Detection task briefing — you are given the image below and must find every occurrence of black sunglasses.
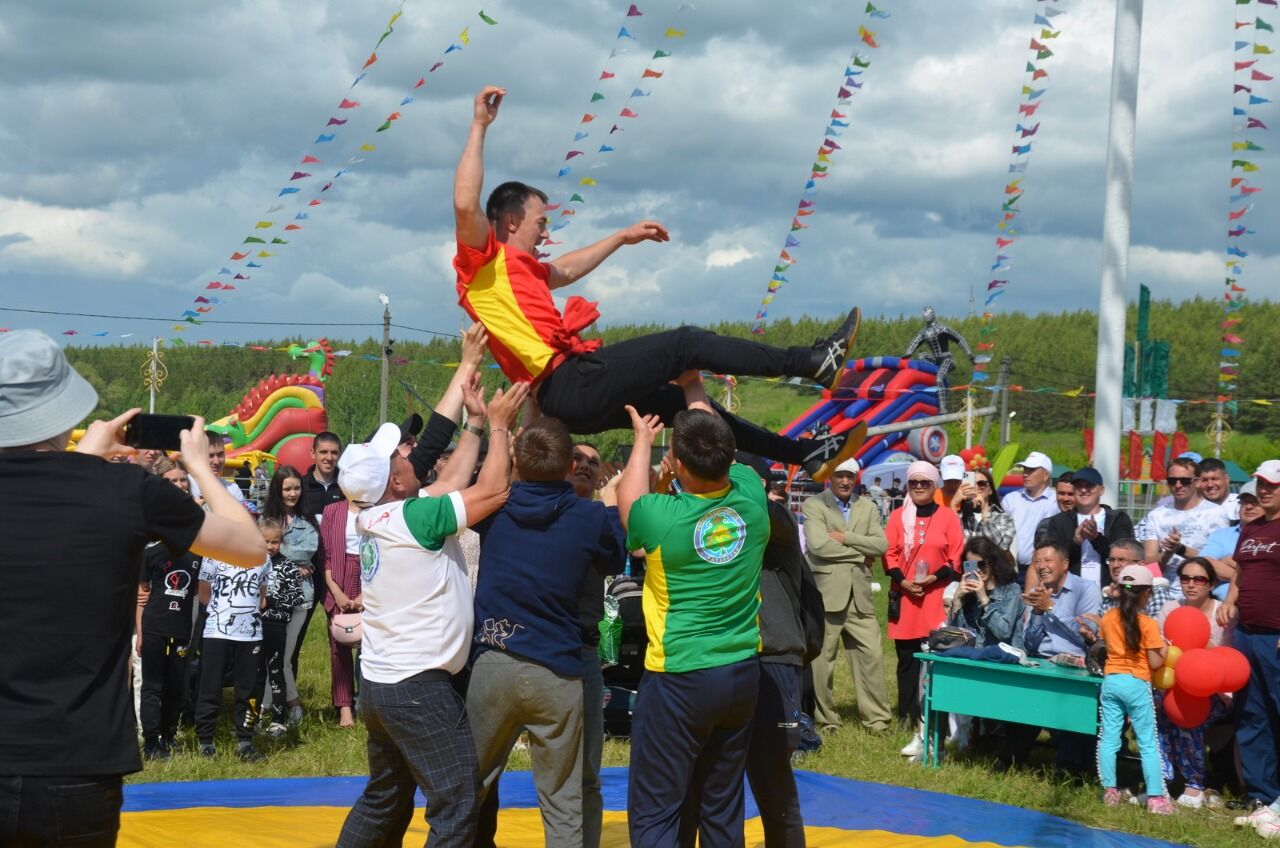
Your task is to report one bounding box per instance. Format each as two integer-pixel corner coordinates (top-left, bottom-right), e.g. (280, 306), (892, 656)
(975, 479), (991, 489)
(907, 479), (934, 489)
(1167, 477), (1195, 487)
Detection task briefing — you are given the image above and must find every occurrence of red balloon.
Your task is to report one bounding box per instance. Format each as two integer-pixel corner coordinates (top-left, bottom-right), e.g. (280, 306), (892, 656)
(1163, 605), (1211, 651)
(1217, 646), (1252, 693)
(1163, 687), (1211, 729)
(1174, 648), (1224, 698)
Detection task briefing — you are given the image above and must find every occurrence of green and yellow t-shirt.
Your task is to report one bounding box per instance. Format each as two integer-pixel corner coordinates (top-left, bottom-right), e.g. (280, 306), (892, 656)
(626, 463), (769, 674)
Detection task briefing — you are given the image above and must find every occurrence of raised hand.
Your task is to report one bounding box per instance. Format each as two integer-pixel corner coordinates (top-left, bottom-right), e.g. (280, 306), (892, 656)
(460, 321), (489, 368)
(487, 382), (530, 431)
(624, 404), (664, 445)
(462, 373), (488, 421)
(77, 408), (141, 459)
(619, 220), (670, 246)
(474, 86), (506, 126)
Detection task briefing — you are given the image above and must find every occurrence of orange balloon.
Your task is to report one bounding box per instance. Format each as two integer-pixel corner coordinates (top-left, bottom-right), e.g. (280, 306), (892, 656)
(1165, 645), (1183, 669)
(1152, 666), (1176, 690)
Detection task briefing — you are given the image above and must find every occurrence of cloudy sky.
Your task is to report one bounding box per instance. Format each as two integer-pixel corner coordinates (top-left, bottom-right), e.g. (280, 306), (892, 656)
(0, 0), (1270, 346)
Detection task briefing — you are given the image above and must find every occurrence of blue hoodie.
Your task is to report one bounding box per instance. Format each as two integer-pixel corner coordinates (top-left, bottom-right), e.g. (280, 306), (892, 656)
(472, 481), (623, 677)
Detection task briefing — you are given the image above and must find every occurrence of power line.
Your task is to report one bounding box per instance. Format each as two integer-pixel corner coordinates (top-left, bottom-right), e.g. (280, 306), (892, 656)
(0, 306), (461, 339)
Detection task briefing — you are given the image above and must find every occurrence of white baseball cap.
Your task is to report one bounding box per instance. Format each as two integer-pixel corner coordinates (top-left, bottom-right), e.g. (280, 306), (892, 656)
(1019, 451), (1053, 473)
(832, 458), (860, 476)
(338, 422), (401, 506)
(1254, 459), (1280, 485)
(1240, 479), (1259, 499)
(939, 454), (966, 482)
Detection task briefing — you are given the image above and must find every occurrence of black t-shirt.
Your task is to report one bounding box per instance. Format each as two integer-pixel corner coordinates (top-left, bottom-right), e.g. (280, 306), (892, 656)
(0, 451), (205, 776)
(139, 544), (202, 639)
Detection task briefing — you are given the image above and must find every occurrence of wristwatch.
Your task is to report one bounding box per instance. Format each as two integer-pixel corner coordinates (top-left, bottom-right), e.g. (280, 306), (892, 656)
(464, 423), (485, 437)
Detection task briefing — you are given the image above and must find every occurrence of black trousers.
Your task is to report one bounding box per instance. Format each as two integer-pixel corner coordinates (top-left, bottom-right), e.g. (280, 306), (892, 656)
(630, 657), (760, 848)
(196, 637), (261, 743)
(290, 601), (318, 693)
(258, 619), (290, 724)
(0, 775), (123, 848)
(537, 327), (818, 465)
(139, 634), (190, 745)
(894, 639), (923, 725)
(744, 662), (806, 848)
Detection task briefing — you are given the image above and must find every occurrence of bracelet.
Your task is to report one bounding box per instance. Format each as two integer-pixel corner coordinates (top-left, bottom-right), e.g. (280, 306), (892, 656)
(464, 423), (485, 437)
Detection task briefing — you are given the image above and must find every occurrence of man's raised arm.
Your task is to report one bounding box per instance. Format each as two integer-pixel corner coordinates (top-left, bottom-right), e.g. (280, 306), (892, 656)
(454, 86), (505, 250)
(547, 220), (670, 290)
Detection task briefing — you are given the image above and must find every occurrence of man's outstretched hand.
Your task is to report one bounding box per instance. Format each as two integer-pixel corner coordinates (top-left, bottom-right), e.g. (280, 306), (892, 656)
(625, 404), (664, 446)
(474, 86), (505, 126)
(619, 221), (670, 246)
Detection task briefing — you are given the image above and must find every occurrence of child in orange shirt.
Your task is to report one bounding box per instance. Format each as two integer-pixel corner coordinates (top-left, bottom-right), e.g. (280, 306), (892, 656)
(1097, 565), (1173, 814)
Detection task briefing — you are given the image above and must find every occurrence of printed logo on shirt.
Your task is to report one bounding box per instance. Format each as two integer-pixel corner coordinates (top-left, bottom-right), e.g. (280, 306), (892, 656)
(1240, 538), (1280, 557)
(693, 507), (747, 565)
(164, 569), (191, 598)
(359, 534), (381, 584)
(477, 617), (526, 649)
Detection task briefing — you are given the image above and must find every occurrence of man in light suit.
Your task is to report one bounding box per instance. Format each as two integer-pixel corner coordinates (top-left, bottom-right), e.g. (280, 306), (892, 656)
(802, 458), (892, 733)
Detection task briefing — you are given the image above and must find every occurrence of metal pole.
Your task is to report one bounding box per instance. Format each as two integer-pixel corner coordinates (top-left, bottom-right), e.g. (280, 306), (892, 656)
(379, 303), (391, 424)
(964, 391), (974, 450)
(149, 337), (159, 413)
(1214, 400), (1224, 458)
(1091, 0), (1144, 489)
(999, 356), (1013, 446)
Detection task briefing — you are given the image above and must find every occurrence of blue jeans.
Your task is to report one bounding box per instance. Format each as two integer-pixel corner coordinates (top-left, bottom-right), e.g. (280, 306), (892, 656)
(1098, 673), (1165, 795)
(338, 670), (478, 848)
(1235, 626), (1280, 803)
(0, 775), (122, 847)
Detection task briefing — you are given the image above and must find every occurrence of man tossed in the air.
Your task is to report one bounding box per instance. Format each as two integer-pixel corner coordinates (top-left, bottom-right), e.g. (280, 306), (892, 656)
(452, 86), (862, 480)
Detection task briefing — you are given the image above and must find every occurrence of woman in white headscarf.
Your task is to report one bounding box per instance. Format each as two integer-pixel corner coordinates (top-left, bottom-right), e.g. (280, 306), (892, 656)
(885, 460), (965, 754)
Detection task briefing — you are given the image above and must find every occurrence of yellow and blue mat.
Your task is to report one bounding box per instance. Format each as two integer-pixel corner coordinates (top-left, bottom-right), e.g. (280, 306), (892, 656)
(121, 768), (1178, 847)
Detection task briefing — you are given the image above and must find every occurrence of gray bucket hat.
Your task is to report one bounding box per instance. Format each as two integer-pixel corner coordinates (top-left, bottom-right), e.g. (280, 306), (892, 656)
(0, 330), (99, 447)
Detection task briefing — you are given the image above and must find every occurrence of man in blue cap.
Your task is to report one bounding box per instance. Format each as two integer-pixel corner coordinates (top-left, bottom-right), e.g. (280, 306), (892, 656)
(1034, 467), (1134, 589)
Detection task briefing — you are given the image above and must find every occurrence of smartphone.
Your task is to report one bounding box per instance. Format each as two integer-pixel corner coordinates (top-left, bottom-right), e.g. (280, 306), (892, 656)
(124, 414), (196, 451)
(962, 560), (980, 578)
(963, 471), (977, 487)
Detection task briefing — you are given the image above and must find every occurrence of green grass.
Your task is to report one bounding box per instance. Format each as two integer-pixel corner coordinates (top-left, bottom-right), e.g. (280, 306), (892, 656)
(133, 586), (1243, 847)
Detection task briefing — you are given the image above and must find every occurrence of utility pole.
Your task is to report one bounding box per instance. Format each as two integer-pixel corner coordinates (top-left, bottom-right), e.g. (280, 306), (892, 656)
(1092, 0), (1144, 494)
(378, 294), (391, 424)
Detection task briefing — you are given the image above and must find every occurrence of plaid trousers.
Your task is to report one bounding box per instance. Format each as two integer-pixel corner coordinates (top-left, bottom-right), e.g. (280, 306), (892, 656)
(338, 670), (479, 848)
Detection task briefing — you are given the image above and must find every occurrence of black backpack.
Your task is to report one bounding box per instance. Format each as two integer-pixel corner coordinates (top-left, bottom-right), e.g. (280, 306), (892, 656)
(601, 575), (648, 690)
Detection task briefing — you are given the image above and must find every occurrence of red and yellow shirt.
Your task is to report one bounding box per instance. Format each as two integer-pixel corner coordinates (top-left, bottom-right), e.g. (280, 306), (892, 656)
(455, 229), (601, 383)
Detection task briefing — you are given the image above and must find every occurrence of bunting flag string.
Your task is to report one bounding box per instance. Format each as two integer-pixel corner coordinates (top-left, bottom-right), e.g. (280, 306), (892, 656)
(1218, 0), (1274, 413)
(750, 3), (892, 334)
(544, 3), (694, 248)
(972, 0), (1069, 383)
(169, 7), (501, 346)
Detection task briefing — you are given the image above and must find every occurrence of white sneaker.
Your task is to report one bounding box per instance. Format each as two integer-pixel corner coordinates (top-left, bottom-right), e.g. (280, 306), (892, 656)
(1175, 792), (1203, 809)
(900, 733), (924, 757)
(1260, 819), (1280, 840)
(1235, 806), (1280, 828)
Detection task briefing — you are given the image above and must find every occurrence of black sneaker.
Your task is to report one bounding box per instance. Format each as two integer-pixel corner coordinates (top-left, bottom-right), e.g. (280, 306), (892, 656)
(802, 421), (867, 483)
(142, 743), (171, 762)
(236, 741), (265, 763)
(198, 742), (216, 758)
(811, 307), (861, 389)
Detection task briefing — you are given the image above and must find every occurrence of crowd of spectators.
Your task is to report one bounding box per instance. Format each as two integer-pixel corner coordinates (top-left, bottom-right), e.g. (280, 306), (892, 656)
(3, 323), (1278, 846)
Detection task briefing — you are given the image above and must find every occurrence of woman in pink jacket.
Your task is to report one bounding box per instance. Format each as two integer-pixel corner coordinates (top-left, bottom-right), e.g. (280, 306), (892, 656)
(320, 498), (362, 728)
(885, 460), (965, 754)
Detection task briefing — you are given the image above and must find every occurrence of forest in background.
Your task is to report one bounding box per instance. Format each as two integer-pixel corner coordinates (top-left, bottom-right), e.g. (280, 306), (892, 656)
(62, 296), (1278, 468)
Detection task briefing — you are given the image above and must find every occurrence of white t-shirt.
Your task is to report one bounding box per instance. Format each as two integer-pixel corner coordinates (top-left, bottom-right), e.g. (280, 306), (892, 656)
(199, 558), (268, 642)
(345, 510), (361, 556)
(189, 476), (247, 505)
(357, 492), (472, 683)
(1077, 510), (1106, 587)
(1136, 499), (1231, 586)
